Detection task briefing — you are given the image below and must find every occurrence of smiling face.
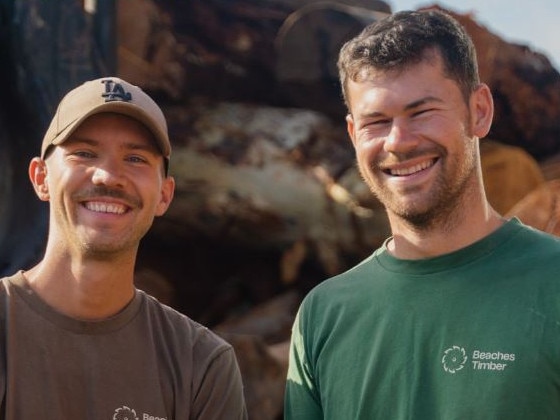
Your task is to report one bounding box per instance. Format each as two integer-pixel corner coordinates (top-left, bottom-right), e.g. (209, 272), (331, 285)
(346, 51), (492, 230)
(30, 113), (175, 260)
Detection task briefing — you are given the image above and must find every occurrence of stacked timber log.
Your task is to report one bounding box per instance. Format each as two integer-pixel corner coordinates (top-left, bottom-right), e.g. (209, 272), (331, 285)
(1, 1), (558, 418)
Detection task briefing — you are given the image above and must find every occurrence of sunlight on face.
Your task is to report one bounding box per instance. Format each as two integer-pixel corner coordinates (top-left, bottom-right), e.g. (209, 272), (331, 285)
(346, 55), (481, 230)
(42, 113), (174, 259)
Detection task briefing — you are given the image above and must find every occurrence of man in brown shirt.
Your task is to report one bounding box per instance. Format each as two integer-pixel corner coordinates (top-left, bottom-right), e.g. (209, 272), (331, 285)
(0, 77), (247, 419)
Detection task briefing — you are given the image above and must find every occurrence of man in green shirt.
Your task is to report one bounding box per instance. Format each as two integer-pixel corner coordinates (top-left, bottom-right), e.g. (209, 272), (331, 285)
(285, 10), (560, 419)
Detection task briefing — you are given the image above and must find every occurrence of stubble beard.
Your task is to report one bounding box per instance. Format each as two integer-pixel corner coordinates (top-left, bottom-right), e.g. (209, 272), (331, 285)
(63, 186), (150, 260)
(368, 146), (478, 233)
(79, 234), (142, 261)
(77, 214), (154, 262)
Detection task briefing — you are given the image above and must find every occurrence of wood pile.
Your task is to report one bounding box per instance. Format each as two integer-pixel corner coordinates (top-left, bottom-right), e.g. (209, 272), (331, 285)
(2, 1), (559, 418)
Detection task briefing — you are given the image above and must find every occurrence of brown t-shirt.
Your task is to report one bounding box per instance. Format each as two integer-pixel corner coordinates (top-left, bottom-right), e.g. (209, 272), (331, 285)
(0, 271), (247, 420)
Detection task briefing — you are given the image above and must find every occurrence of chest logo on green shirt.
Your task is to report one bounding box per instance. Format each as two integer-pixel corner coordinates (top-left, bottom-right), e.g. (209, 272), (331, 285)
(442, 345), (516, 374)
(442, 346), (467, 373)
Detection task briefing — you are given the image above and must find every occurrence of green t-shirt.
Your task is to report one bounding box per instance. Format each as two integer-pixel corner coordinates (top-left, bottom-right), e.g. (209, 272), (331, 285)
(285, 219), (560, 419)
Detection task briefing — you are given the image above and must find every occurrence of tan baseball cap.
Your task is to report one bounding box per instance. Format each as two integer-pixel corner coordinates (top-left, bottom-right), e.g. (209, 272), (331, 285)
(41, 77), (171, 170)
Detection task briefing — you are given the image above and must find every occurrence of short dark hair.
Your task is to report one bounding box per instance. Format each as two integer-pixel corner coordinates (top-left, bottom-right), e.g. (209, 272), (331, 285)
(337, 10), (480, 109)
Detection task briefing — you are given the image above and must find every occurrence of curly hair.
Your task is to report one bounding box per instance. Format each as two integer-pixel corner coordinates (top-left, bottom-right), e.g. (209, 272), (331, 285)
(337, 10), (480, 110)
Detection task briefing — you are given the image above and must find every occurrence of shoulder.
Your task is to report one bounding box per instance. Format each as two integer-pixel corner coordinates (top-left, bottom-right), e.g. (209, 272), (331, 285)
(138, 290), (233, 356)
(299, 251), (380, 314)
(506, 219), (560, 256)
(310, 251), (378, 292)
(0, 271), (24, 300)
(136, 292), (244, 407)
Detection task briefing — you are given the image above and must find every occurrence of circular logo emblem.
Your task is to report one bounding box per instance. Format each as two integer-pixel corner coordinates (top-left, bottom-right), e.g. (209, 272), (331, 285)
(442, 345), (467, 373)
(113, 406), (139, 420)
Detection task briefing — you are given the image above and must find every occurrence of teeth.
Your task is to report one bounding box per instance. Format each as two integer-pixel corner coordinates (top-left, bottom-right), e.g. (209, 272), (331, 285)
(85, 201), (126, 214)
(390, 160), (434, 176)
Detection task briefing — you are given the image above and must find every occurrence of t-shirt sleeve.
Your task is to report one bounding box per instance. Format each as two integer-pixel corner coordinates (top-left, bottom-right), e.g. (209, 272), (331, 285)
(192, 345), (248, 420)
(284, 308), (323, 419)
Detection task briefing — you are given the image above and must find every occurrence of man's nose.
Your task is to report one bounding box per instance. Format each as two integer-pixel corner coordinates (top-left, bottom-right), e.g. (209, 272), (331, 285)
(383, 120), (419, 154)
(91, 159), (127, 187)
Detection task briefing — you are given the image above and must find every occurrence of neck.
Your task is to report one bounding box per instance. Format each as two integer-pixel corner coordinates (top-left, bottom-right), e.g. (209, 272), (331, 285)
(24, 252), (137, 320)
(386, 199), (504, 260)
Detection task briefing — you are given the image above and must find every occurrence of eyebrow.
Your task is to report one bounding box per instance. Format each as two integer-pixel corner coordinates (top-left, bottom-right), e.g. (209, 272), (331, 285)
(359, 95), (444, 119)
(404, 96), (444, 111)
(67, 137), (159, 155)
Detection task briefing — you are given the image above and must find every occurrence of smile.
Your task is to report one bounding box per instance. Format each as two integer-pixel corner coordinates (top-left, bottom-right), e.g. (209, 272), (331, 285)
(386, 158), (437, 176)
(84, 201), (127, 214)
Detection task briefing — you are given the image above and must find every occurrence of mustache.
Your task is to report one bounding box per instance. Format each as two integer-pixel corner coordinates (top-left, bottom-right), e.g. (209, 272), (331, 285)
(378, 146), (446, 165)
(72, 186), (142, 208)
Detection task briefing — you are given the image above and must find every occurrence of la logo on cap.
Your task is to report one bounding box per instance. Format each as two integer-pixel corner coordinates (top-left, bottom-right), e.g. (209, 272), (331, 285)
(101, 79), (132, 103)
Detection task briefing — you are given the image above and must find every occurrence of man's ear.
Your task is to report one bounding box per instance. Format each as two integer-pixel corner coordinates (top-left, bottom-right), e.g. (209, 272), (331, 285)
(346, 113), (357, 147)
(470, 83), (494, 139)
(155, 176), (175, 217)
(29, 157), (50, 201)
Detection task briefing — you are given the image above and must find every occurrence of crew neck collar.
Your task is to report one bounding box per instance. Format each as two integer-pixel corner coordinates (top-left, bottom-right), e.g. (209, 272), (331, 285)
(375, 218), (523, 275)
(9, 271), (143, 334)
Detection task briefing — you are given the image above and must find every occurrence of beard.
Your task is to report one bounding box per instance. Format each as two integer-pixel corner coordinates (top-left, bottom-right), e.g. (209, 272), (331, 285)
(365, 140), (479, 232)
(78, 232), (143, 261)
(388, 164), (475, 231)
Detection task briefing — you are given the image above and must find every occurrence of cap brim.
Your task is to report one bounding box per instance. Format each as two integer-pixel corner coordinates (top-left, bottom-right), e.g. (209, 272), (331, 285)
(46, 101), (171, 159)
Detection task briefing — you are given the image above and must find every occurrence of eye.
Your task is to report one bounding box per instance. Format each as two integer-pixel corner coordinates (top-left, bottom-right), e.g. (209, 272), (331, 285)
(126, 155), (149, 164)
(362, 118), (391, 130)
(71, 150), (96, 159)
(411, 108), (434, 118)
(126, 155), (146, 163)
